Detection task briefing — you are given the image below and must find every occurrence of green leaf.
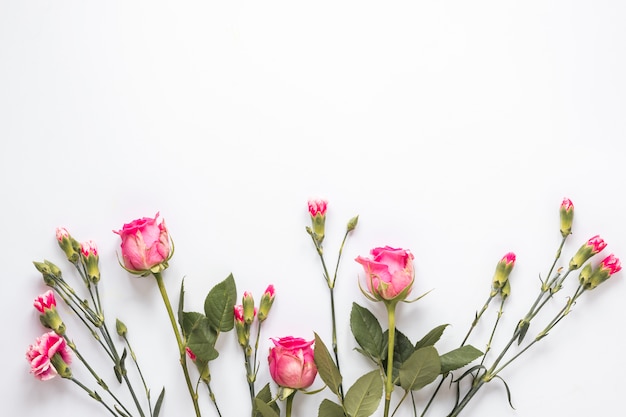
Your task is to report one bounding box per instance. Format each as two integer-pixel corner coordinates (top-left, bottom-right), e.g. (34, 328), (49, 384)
(439, 345), (483, 374)
(350, 303), (384, 360)
(381, 329), (414, 386)
(314, 333), (343, 398)
(414, 324), (449, 350)
(254, 398), (280, 417)
(398, 346), (441, 391)
(177, 279), (185, 332)
(181, 311), (204, 339)
(204, 274), (237, 333)
(153, 387), (165, 417)
(318, 399), (346, 417)
(255, 384), (280, 416)
(344, 370), (383, 417)
(186, 314), (219, 362)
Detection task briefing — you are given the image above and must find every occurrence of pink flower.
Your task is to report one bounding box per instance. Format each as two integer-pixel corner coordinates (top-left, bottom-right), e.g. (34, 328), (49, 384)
(268, 336), (317, 390)
(355, 246), (415, 302)
(307, 199), (328, 217)
(114, 213), (171, 274)
(569, 235), (607, 270)
(26, 331), (72, 380)
(584, 254), (622, 290)
(234, 304), (245, 324)
(599, 254), (622, 275)
(55, 227), (70, 242)
(185, 347), (197, 362)
(80, 240), (98, 257)
(560, 198), (574, 212)
(34, 290), (56, 313)
(492, 252), (516, 290)
(258, 284), (275, 321)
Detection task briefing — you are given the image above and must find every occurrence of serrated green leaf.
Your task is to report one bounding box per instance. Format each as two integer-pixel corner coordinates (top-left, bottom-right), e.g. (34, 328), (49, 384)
(181, 311), (204, 339)
(344, 370), (383, 417)
(398, 346), (441, 391)
(183, 312), (218, 362)
(204, 274), (237, 333)
(314, 333), (342, 398)
(318, 399), (346, 417)
(414, 324), (449, 350)
(439, 345), (483, 374)
(254, 398), (280, 417)
(255, 384), (280, 417)
(381, 329), (414, 386)
(350, 303), (383, 360)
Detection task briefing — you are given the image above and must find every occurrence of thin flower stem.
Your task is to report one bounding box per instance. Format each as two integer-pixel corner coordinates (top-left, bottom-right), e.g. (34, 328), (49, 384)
(383, 302), (398, 417)
(70, 377), (119, 417)
(461, 294), (494, 347)
(204, 379), (224, 417)
(124, 335), (153, 417)
(480, 297), (506, 366)
(285, 392), (295, 417)
(153, 272), (202, 417)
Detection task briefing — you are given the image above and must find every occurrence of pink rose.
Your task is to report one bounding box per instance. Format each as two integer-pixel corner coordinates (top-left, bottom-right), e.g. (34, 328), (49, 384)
(355, 246), (415, 302)
(268, 336), (317, 390)
(26, 331), (72, 380)
(114, 213), (171, 274)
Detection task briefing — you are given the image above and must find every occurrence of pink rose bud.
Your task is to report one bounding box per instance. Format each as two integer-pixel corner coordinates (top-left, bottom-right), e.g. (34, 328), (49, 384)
(268, 336), (317, 390)
(355, 246), (415, 302)
(559, 198), (574, 237)
(492, 252), (516, 291)
(258, 284), (275, 322)
(242, 291), (256, 325)
(80, 240), (100, 283)
(585, 254), (622, 290)
(307, 199), (328, 244)
(34, 291), (65, 334)
(26, 331), (72, 380)
(55, 227), (80, 263)
(114, 213), (172, 275)
(185, 346), (197, 362)
(569, 235), (607, 270)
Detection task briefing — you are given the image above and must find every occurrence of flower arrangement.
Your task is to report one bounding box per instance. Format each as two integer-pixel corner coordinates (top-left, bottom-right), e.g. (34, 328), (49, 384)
(26, 198), (621, 417)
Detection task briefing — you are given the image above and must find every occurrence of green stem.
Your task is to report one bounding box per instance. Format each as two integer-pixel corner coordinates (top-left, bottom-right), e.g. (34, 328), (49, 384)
(461, 294), (494, 346)
(480, 297), (506, 366)
(124, 335), (153, 417)
(285, 392), (295, 417)
(70, 377), (119, 417)
(153, 272), (201, 417)
(383, 302), (397, 417)
(204, 379), (224, 417)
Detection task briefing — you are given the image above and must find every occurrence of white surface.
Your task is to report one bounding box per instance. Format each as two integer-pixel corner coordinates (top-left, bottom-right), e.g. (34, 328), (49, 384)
(1, 1), (625, 416)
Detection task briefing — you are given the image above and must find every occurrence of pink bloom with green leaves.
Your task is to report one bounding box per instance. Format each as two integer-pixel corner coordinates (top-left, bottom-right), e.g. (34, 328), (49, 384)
(585, 254), (621, 290)
(356, 246), (415, 302)
(114, 213), (171, 274)
(268, 336), (317, 390)
(492, 252), (516, 290)
(34, 290), (56, 313)
(26, 331), (72, 381)
(599, 254), (622, 275)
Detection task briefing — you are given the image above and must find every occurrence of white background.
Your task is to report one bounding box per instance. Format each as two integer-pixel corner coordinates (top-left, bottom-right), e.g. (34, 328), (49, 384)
(1, 1), (625, 416)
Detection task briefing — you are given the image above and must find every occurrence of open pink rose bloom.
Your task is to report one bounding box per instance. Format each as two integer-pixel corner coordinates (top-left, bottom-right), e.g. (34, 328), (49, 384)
(114, 213), (171, 273)
(268, 336), (317, 390)
(356, 246), (415, 301)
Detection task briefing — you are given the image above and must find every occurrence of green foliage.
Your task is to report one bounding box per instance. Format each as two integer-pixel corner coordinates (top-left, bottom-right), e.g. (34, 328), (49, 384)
(343, 370), (383, 417)
(398, 346), (441, 391)
(381, 329), (414, 385)
(254, 398), (280, 417)
(318, 399), (346, 417)
(183, 312), (219, 362)
(350, 303), (384, 361)
(439, 345), (483, 374)
(313, 333), (342, 398)
(255, 384), (280, 417)
(204, 274), (237, 333)
(414, 324), (449, 350)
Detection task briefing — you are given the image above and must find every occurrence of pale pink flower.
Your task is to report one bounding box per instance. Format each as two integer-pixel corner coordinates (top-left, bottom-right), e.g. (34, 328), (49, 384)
(307, 199), (327, 217)
(55, 227), (70, 242)
(26, 331), (72, 380)
(234, 304), (245, 324)
(80, 240), (98, 257)
(268, 336), (317, 389)
(114, 213), (171, 273)
(355, 246), (415, 301)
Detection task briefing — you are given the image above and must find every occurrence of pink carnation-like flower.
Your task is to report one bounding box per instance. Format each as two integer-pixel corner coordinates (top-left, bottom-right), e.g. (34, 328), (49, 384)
(114, 213), (171, 273)
(234, 304), (245, 324)
(307, 199), (327, 217)
(34, 290), (56, 313)
(80, 240), (98, 257)
(599, 254), (622, 275)
(268, 336), (317, 390)
(185, 347), (197, 362)
(55, 227), (70, 242)
(586, 235), (607, 254)
(560, 198), (574, 211)
(355, 246), (415, 301)
(26, 331), (72, 380)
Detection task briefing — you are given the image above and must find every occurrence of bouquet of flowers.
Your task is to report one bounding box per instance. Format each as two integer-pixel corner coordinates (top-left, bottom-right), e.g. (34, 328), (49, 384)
(25, 198), (621, 417)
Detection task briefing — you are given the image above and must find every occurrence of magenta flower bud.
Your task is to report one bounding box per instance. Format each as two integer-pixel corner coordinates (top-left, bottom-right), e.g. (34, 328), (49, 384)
(492, 252), (516, 291)
(559, 198), (574, 237)
(585, 254), (622, 290)
(26, 331), (72, 380)
(268, 336), (317, 390)
(114, 213), (172, 276)
(569, 235), (607, 270)
(258, 284), (275, 322)
(55, 227), (80, 263)
(307, 199), (328, 243)
(34, 291), (65, 334)
(80, 240), (100, 283)
(234, 305), (248, 346)
(242, 291), (256, 325)
(355, 246), (415, 303)
(185, 346), (197, 362)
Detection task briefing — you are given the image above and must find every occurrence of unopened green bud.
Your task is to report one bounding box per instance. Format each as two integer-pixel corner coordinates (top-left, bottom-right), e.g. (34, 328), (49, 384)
(257, 284), (275, 322)
(559, 198), (574, 238)
(578, 263), (593, 288)
(347, 215), (359, 232)
(56, 227), (80, 264)
(242, 292), (255, 325)
(80, 240), (100, 283)
(116, 319), (128, 337)
(492, 253), (516, 291)
(307, 199), (327, 244)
